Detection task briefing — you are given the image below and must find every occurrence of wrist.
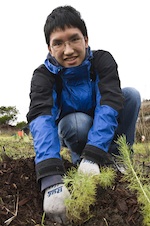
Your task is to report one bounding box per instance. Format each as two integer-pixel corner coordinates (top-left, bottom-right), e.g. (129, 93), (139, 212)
(82, 144), (113, 166)
(41, 175), (63, 191)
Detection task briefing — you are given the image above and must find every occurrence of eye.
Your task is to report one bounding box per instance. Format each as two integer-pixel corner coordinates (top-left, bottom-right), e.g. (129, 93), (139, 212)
(53, 41), (63, 47)
(71, 37), (81, 43)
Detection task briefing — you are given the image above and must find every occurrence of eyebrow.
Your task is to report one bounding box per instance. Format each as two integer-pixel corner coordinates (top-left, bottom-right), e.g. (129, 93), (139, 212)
(52, 33), (81, 43)
(69, 33), (81, 39)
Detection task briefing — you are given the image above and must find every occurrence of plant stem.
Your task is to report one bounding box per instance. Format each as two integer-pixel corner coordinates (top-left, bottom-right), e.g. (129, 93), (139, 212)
(127, 150), (150, 204)
(103, 217), (109, 226)
(41, 212), (45, 226)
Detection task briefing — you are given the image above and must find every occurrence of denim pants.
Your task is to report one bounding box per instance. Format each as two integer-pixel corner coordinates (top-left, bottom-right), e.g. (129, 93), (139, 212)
(58, 87), (141, 164)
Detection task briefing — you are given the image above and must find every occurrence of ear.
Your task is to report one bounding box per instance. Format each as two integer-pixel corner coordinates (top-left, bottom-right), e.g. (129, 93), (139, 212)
(84, 36), (89, 48)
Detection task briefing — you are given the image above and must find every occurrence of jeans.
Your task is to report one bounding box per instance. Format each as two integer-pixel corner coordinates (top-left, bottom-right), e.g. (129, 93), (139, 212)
(58, 87), (141, 164)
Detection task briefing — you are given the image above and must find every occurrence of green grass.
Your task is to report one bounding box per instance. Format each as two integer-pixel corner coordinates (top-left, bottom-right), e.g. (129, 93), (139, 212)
(0, 134), (35, 161)
(0, 133), (149, 163)
(133, 142), (150, 166)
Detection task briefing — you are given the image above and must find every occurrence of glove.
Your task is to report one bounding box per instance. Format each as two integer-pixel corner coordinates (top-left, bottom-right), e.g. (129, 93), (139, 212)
(43, 183), (70, 224)
(78, 158), (100, 175)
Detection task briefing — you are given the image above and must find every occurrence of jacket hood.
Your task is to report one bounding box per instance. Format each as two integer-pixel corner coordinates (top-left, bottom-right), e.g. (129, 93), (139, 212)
(44, 47), (93, 75)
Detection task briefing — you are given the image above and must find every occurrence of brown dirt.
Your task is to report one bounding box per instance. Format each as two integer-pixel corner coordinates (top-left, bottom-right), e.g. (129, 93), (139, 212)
(0, 157), (143, 226)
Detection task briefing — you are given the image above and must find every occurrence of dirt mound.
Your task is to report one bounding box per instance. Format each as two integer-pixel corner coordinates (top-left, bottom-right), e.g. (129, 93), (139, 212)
(0, 157), (143, 226)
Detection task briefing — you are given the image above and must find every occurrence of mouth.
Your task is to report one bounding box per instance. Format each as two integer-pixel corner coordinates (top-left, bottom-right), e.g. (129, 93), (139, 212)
(64, 56), (78, 65)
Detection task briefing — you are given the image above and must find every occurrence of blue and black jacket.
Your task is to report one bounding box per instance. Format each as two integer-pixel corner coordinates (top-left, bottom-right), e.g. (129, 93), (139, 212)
(27, 48), (124, 182)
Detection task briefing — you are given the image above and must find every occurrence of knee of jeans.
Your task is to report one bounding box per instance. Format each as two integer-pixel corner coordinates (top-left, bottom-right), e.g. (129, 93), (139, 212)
(58, 123), (74, 139)
(123, 87), (141, 107)
(58, 112), (93, 140)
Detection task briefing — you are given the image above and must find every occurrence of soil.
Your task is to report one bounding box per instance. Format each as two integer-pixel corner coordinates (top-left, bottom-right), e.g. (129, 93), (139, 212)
(0, 157), (143, 226)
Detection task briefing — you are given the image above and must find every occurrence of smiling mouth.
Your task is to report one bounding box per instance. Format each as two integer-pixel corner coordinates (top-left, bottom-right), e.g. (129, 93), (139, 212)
(64, 56), (78, 62)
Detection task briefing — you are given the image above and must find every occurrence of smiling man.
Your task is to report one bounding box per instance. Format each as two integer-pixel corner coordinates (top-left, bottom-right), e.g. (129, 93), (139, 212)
(27, 5), (141, 225)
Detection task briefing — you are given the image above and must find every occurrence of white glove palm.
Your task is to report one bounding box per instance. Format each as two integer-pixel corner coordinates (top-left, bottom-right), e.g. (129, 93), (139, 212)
(78, 158), (100, 175)
(43, 183), (70, 224)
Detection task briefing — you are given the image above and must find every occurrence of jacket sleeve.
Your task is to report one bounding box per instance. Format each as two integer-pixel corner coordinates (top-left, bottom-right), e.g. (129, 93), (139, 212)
(26, 65), (65, 182)
(82, 50), (124, 165)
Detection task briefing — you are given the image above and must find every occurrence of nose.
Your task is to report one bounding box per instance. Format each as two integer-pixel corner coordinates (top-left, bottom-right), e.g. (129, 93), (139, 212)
(64, 42), (74, 54)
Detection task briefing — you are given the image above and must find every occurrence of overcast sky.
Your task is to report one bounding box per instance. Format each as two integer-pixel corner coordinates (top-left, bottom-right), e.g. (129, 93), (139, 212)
(0, 0), (150, 123)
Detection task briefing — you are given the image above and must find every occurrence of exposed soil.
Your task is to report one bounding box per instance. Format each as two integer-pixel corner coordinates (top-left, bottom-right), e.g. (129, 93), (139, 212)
(0, 157), (143, 226)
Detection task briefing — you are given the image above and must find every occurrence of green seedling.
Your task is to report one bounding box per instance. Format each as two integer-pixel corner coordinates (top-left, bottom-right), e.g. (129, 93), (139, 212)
(60, 147), (72, 162)
(63, 168), (96, 224)
(63, 166), (116, 225)
(97, 166), (116, 189)
(116, 135), (150, 226)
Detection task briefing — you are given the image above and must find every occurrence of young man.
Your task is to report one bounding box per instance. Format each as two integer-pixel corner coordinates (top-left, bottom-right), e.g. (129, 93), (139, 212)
(27, 5), (141, 224)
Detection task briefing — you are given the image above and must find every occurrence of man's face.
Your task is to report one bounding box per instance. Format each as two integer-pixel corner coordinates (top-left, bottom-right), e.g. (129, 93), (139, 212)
(48, 27), (88, 67)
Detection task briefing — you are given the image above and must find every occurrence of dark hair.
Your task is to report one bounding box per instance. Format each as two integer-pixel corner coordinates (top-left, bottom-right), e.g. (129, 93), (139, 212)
(44, 5), (88, 46)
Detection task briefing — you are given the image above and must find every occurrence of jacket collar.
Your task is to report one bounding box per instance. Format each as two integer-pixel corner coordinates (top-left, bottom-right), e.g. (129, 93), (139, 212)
(44, 47), (93, 75)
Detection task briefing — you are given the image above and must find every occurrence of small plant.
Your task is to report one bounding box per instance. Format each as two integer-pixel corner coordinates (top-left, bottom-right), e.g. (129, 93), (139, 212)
(60, 147), (72, 163)
(116, 135), (150, 226)
(63, 166), (116, 224)
(63, 168), (96, 224)
(97, 167), (116, 189)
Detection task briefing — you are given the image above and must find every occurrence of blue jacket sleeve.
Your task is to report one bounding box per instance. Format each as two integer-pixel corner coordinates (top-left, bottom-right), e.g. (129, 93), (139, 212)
(87, 90), (118, 152)
(27, 65), (65, 181)
(30, 114), (61, 164)
(27, 65), (61, 164)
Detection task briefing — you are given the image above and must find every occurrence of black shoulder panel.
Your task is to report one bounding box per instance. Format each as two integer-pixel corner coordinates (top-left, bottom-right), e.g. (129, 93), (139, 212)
(93, 50), (124, 111)
(26, 64), (55, 122)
